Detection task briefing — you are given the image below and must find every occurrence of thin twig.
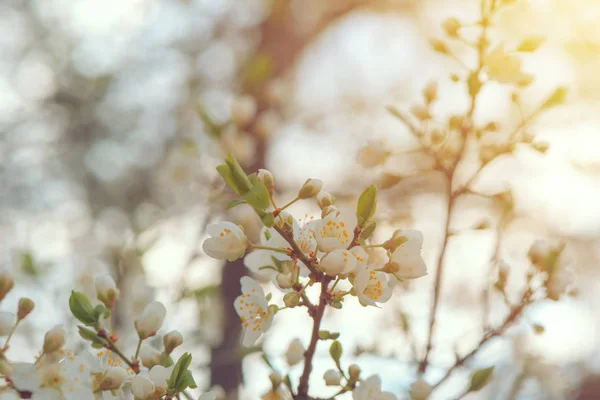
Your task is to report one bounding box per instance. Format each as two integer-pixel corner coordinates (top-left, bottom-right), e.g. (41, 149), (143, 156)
(432, 289), (532, 390)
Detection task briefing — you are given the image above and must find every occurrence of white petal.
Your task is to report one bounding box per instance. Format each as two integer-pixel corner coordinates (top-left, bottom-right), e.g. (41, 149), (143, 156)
(207, 222), (240, 237)
(242, 327), (262, 347)
(240, 277), (264, 296)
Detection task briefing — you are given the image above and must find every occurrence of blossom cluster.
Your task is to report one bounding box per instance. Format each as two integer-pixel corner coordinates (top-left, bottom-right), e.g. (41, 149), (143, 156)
(202, 156), (429, 399)
(0, 271), (216, 400)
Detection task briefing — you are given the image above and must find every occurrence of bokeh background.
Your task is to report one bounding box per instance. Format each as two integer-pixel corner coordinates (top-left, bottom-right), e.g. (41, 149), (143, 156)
(2, 0), (600, 398)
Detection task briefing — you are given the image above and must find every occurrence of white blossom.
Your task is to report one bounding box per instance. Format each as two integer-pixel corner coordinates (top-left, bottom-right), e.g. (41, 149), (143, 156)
(139, 345), (161, 369)
(352, 375), (396, 400)
(356, 140), (389, 168)
(285, 338), (305, 366)
(389, 230), (427, 280)
(135, 301), (166, 339)
(315, 211), (355, 252)
(202, 222), (248, 262)
(234, 277), (275, 346)
(320, 249), (357, 276)
(95, 274), (120, 308)
(130, 374), (155, 400)
(353, 265), (395, 307)
(410, 379), (432, 400)
(323, 369), (341, 386)
(43, 325), (66, 354)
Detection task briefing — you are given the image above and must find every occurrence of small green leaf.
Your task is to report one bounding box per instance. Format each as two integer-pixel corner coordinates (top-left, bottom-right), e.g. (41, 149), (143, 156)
(329, 340), (343, 362)
(261, 212), (275, 228)
(216, 164), (243, 195)
(160, 352), (174, 367)
(243, 183), (271, 210)
(356, 185), (377, 226)
(168, 353), (193, 390)
(94, 304), (110, 320)
(177, 370), (197, 391)
(226, 199), (247, 210)
(516, 37), (545, 52)
(429, 38), (450, 54)
(69, 291), (97, 326)
(357, 221), (377, 244)
(225, 155), (252, 194)
(318, 330), (330, 340)
(541, 87), (567, 110)
(468, 366), (494, 392)
(77, 326), (104, 348)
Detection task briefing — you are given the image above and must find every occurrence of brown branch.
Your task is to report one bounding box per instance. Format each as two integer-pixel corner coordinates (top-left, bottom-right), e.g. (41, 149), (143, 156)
(296, 277), (332, 400)
(272, 224), (322, 277)
(432, 289), (532, 391)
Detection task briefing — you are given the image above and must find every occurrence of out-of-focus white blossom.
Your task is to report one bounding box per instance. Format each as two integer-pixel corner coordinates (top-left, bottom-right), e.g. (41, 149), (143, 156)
(202, 222), (248, 262)
(285, 338), (305, 366)
(323, 369), (341, 386)
(95, 274), (120, 309)
(131, 374), (155, 400)
(356, 140), (390, 168)
(410, 379), (432, 400)
(298, 179), (323, 199)
(139, 345), (162, 369)
(352, 375), (396, 400)
(0, 313), (15, 336)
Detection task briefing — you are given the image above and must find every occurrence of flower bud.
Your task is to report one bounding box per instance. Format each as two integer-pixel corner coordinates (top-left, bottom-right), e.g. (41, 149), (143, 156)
(384, 229), (409, 252)
(410, 379), (433, 400)
(163, 330), (183, 355)
(316, 192), (335, 209)
(348, 364), (361, 381)
(130, 374), (155, 400)
(209, 386), (226, 400)
(441, 18), (461, 38)
(277, 273), (294, 290)
(135, 302), (166, 340)
(383, 261), (400, 274)
(257, 169), (275, 196)
(323, 369), (341, 386)
(494, 261), (510, 292)
(283, 292), (300, 308)
(356, 141), (389, 168)
(0, 272), (14, 302)
(43, 325), (66, 353)
(285, 338), (305, 366)
(269, 371), (282, 388)
(298, 179), (323, 199)
(17, 298), (34, 320)
(231, 95), (257, 127)
(528, 240), (550, 266)
(95, 274), (120, 309)
(98, 366), (128, 391)
(139, 345), (162, 369)
(321, 205), (339, 219)
(0, 312), (15, 336)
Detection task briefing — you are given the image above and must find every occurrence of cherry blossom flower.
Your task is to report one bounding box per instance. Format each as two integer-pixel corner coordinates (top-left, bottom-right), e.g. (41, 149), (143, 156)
(135, 301), (166, 339)
(234, 277), (275, 346)
(352, 375), (396, 400)
(202, 222), (248, 261)
(353, 265), (395, 307)
(314, 211), (356, 253)
(388, 230), (427, 280)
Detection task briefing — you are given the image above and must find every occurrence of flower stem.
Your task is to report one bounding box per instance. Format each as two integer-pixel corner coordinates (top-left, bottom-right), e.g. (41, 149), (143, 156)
(101, 334), (138, 372)
(251, 245), (292, 255)
(280, 197), (299, 211)
(2, 321), (20, 352)
(133, 338), (143, 361)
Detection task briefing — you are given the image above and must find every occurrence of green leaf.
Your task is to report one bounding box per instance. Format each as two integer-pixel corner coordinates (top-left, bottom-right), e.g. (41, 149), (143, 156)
(195, 106), (222, 138)
(261, 212), (275, 228)
(243, 182), (271, 210)
(77, 326), (104, 348)
(356, 185), (377, 226)
(225, 155), (252, 194)
(357, 221), (377, 244)
(226, 199), (247, 210)
(94, 304), (110, 320)
(541, 87), (567, 110)
(468, 366), (494, 392)
(329, 340), (343, 362)
(69, 291), (98, 326)
(177, 370), (197, 391)
(168, 353), (193, 390)
(216, 164), (243, 195)
(160, 352), (174, 367)
(516, 37), (544, 52)
(248, 173), (258, 185)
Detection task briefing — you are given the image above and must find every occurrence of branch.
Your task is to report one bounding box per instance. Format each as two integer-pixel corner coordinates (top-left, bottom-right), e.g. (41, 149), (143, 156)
(272, 224), (321, 277)
(296, 277), (332, 399)
(431, 289), (532, 391)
